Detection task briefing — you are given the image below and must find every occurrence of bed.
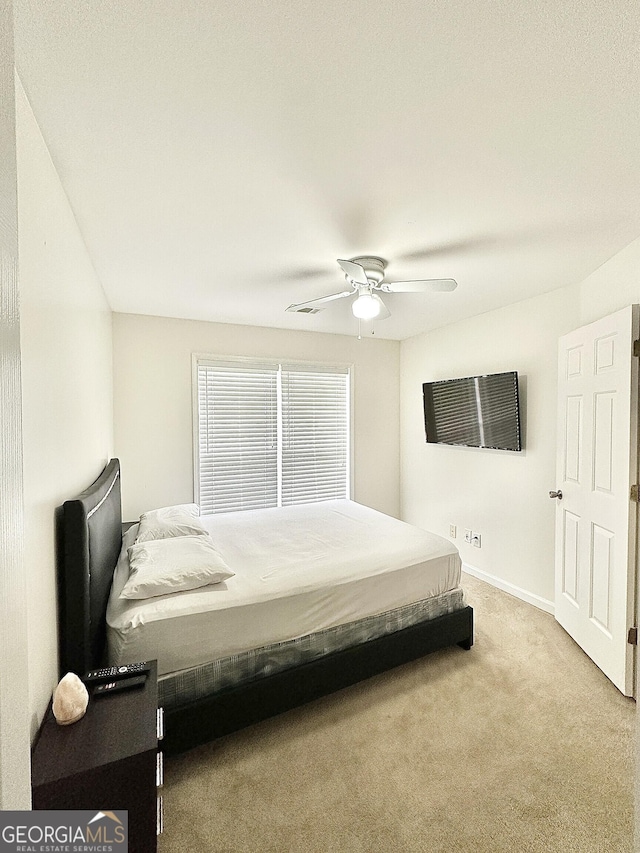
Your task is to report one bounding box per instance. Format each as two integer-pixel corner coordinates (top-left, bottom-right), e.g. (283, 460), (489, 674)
(58, 458), (473, 754)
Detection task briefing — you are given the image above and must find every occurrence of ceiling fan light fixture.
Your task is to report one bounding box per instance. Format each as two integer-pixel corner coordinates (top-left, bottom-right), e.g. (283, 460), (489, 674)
(352, 288), (381, 320)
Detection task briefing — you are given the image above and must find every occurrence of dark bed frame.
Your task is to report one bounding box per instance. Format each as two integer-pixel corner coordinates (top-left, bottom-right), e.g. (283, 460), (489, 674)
(58, 458), (474, 755)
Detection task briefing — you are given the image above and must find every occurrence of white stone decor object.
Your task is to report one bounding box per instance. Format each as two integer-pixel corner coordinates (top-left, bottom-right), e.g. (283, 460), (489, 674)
(52, 672), (89, 725)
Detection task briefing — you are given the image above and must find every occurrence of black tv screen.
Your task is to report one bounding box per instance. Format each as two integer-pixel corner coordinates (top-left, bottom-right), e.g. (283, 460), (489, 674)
(423, 371), (522, 451)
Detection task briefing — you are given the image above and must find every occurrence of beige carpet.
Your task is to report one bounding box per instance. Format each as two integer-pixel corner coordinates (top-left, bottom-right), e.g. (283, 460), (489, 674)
(159, 575), (635, 852)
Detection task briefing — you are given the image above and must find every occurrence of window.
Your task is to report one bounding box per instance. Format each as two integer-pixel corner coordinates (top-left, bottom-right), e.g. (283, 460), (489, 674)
(195, 357), (351, 514)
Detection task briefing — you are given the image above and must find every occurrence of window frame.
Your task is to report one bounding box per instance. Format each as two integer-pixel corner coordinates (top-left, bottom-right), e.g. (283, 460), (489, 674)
(192, 353), (355, 512)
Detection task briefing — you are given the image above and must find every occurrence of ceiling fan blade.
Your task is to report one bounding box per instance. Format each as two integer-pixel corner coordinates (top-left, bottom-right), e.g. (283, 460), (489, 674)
(337, 259), (369, 285)
(286, 290), (352, 314)
(373, 294), (390, 319)
(383, 278), (458, 293)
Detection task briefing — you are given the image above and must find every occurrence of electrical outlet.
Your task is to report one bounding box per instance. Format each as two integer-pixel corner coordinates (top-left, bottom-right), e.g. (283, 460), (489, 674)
(464, 529), (472, 544)
(449, 524), (456, 538)
(471, 532), (481, 548)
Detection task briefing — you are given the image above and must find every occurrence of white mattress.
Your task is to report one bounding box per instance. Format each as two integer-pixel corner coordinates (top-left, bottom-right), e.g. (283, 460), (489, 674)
(107, 500), (462, 676)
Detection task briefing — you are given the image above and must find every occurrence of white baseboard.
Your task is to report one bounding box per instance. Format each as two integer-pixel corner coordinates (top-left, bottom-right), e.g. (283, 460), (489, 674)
(462, 563), (555, 615)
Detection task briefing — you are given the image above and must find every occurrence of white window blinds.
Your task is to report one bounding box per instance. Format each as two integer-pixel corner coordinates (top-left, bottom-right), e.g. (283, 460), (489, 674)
(197, 361), (279, 514)
(196, 359), (350, 514)
(281, 365), (350, 506)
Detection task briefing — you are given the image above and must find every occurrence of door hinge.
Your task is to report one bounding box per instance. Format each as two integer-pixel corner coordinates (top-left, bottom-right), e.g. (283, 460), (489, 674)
(631, 485), (640, 502)
(628, 627), (638, 646)
(634, 340), (640, 357)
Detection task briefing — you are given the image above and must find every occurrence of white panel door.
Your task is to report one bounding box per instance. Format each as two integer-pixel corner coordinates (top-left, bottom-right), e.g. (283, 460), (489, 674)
(554, 305), (639, 696)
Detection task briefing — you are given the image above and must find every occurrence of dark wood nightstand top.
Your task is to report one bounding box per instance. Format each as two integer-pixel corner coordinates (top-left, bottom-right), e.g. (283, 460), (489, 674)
(32, 660), (158, 787)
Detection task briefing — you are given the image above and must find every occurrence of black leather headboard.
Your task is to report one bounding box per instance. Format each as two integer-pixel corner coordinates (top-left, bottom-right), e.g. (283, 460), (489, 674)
(58, 458), (122, 678)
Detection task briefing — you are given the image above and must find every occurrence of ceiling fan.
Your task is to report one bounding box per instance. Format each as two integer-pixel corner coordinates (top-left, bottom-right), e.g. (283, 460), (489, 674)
(286, 256), (457, 321)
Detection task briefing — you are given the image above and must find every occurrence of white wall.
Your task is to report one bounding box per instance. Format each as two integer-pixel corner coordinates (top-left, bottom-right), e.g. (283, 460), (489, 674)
(400, 234), (640, 609)
(578, 235), (640, 326)
(400, 286), (578, 606)
(113, 313), (400, 521)
(16, 79), (114, 736)
(0, 4), (30, 807)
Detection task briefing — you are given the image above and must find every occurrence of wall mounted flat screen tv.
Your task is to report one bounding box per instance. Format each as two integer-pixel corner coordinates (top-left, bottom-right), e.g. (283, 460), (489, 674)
(423, 371), (522, 451)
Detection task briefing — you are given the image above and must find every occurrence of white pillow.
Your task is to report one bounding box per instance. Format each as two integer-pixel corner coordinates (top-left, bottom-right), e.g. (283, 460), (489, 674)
(142, 503), (200, 520)
(135, 511), (208, 544)
(120, 536), (234, 600)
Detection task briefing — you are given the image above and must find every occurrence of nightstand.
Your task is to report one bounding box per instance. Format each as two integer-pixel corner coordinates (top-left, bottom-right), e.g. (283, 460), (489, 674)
(32, 660), (163, 853)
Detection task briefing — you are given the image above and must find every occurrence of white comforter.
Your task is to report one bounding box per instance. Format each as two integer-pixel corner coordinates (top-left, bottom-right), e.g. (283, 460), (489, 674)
(107, 500), (461, 676)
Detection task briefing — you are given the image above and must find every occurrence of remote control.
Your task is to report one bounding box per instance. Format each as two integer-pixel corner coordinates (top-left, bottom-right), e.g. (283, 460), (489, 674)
(84, 662), (151, 683)
(92, 674), (148, 696)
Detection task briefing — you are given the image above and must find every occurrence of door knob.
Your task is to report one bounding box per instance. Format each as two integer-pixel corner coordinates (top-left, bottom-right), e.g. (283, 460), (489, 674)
(549, 490), (563, 500)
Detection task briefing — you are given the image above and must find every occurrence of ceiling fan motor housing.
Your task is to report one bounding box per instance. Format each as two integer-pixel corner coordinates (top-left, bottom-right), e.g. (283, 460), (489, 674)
(349, 256), (386, 285)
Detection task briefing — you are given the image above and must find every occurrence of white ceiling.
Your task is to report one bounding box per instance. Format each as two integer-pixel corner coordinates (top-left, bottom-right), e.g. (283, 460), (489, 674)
(14, 0), (640, 340)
